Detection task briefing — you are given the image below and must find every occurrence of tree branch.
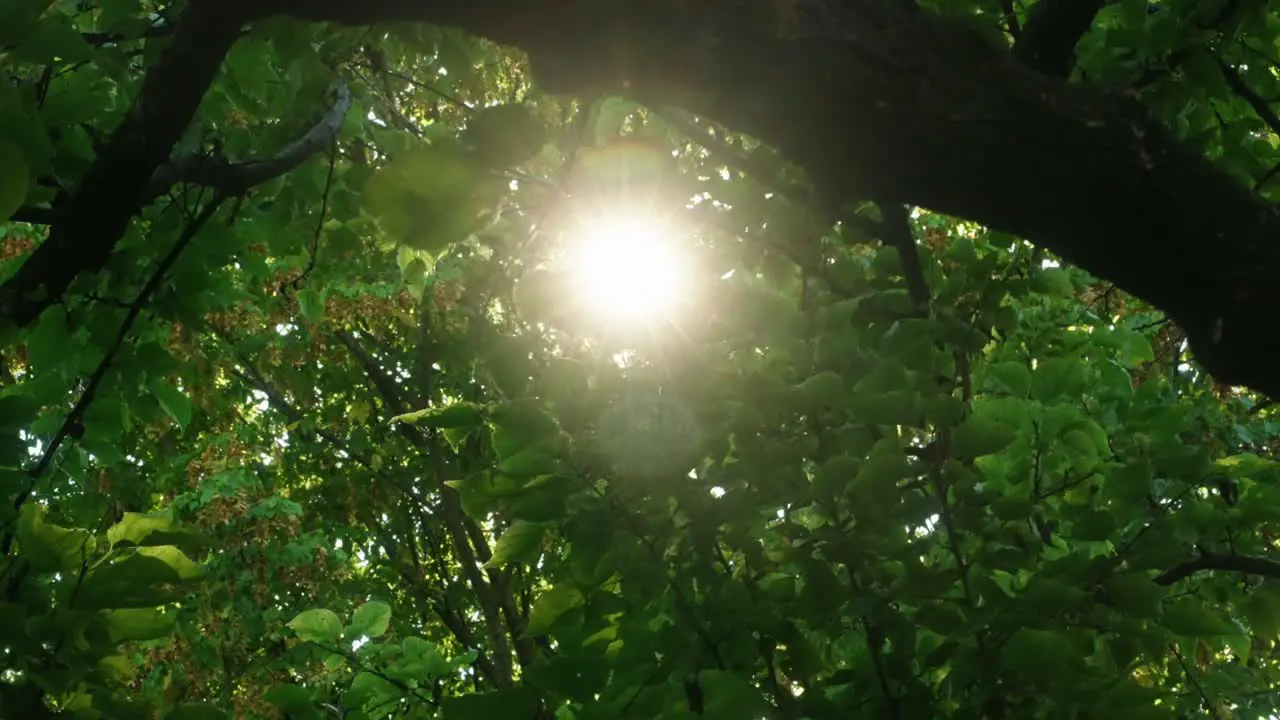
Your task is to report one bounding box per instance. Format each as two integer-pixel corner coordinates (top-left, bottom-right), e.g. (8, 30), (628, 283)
(1013, 0), (1112, 78)
(145, 79), (352, 201)
(1, 195), (227, 555)
(9, 0), (1280, 402)
(8, 80), (349, 230)
(1218, 58), (1280, 138)
(0, 0), (251, 326)
(243, 0), (1280, 397)
(1155, 549), (1280, 585)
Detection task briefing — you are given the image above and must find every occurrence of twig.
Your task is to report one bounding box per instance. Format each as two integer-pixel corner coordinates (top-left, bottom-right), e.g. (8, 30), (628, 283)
(1, 195), (227, 553)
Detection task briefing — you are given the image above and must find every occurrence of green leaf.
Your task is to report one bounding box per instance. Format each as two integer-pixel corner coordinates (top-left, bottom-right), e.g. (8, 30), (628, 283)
(986, 361), (1032, 396)
(848, 389), (921, 426)
(484, 521), (546, 568)
(101, 608), (176, 642)
(1000, 628), (1076, 679)
(795, 371), (847, 409)
(97, 655), (137, 687)
(343, 671), (399, 710)
(443, 688), (539, 720)
(364, 141), (500, 254)
(489, 400), (561, 459)
(854, 449), (915, 488)
(496, 445), (560, 477)
(1105, 574), (1165, 620)
(951, 416), (1016, 460)
(399, 636), (450, 679)
(925, 395), (966, 427)
(107, 512), (205, 550)
(391, 401), (486, 429)
(1161, 598), (1238, 637)
(1030, 357), (1085, 403)
(1214, 453), (1278, 479)
(349, 601), (392, 639)
(1071, 509), (1116, 542)
(0, 139), (29, 222)
(1033, 267), (1075, 297)
(151, 380), (192, 429)
(296, 288), (327, 323)
(464, 103), (547, 168)
(525, 585), (584, 637)
(13, 13), (95, 64)
(15, 504), (94, 573)
(288, 609), (343, 643)
(78, 547), (206, 610)
(1241, 583), (1280, 638)
(0, 392), (40, 431)
(697, 669), (773, 720)
(264, 684), (320, 720)
(1113, 328), (1154, 366)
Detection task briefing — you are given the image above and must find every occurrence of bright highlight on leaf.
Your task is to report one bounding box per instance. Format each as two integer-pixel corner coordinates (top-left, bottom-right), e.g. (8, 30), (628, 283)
(564, 212), (689, 323)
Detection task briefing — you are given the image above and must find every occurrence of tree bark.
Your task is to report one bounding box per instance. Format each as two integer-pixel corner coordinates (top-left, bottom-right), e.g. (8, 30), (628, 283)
(9, 0), (1280, 399)
(274, 0), (1280, 398)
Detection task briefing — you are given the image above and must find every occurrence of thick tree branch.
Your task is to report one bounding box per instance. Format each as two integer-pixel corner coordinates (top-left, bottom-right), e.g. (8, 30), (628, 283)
(1013, 0), (1111, 78)
(0, 0), (250, 327)
(1155, 549), (1280, 585)
(246, 0), (1280, 398)
(8, 80), (350, 229)
(8, 0), (1280, 400)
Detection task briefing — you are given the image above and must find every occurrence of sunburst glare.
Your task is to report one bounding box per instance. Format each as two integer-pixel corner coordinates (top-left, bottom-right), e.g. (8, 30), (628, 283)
(565, 212), (690, 323)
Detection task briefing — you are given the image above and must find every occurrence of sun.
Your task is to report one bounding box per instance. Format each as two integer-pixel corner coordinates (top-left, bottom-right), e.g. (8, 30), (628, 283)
(564, 212), (689, 323)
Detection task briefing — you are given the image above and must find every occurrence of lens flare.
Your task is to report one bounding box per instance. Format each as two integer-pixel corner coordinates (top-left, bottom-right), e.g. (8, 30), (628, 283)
(566, 213), (688, 322)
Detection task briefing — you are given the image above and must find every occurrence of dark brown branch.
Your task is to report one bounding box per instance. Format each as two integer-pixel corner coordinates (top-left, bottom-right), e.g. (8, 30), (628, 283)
(240, 0), (1280, 398)
(0, 0), (251, 327)
(7, 80), (347, 230)
(1000, 0), (1021, 39)
(333, 327), (518, 686)
(1154, 549), (1280, 585)
(878, 202), (930, 312)
(659, 108), (882, 249)
(10, 80), (350, 228)
(6, 0), (1280, 403)
(1013, 0), (1111, 78)
(7, 207), (58, 225)
(1218, 59), (1280, 138)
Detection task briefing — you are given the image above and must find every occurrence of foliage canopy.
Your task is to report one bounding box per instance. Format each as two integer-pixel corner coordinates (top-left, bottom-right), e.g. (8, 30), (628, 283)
(3, 0), (1280, 719)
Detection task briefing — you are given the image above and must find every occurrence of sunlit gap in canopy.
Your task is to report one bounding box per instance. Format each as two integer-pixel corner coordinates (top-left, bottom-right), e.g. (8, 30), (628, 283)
(562, 209), (692, 327)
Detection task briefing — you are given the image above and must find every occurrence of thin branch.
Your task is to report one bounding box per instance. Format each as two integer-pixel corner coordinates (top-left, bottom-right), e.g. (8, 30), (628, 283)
(146, 79), (351, 201)
(333, 327), (517, 686)
(1218, 59), (1280, 139)
(1, 195), (226, 553)
(293, 138), (340, 290)
(0, 0), (248, 327)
